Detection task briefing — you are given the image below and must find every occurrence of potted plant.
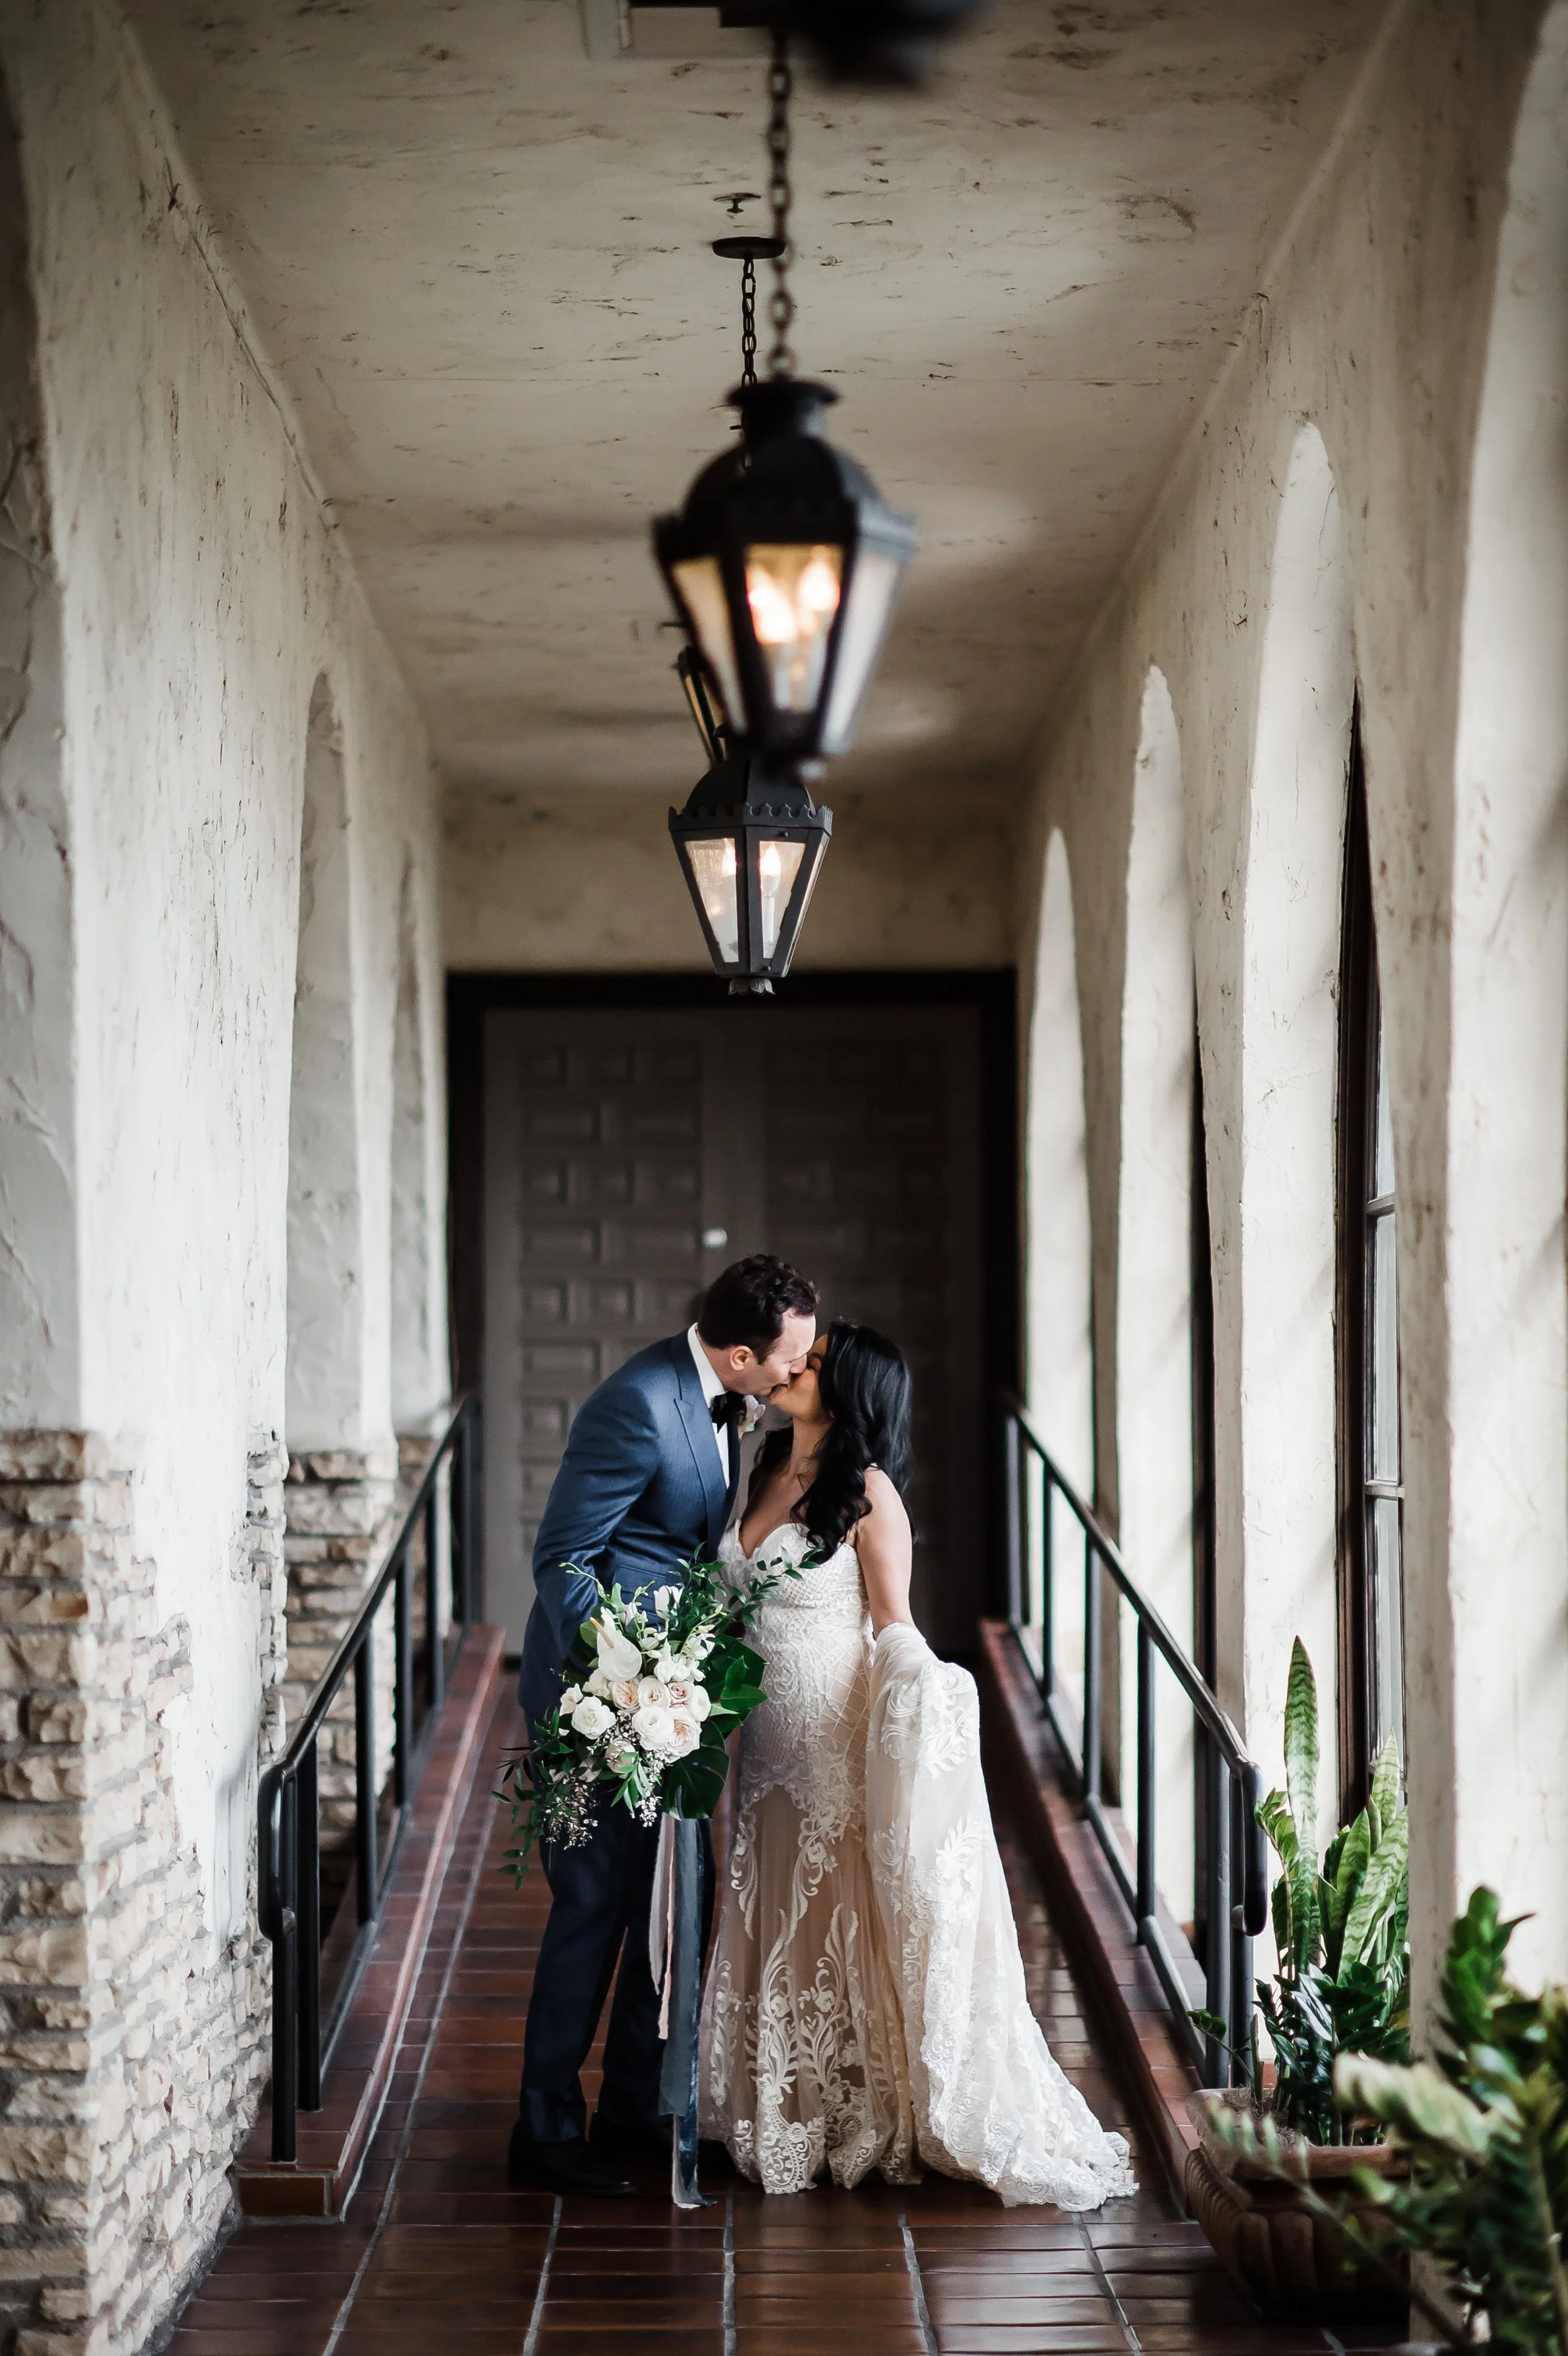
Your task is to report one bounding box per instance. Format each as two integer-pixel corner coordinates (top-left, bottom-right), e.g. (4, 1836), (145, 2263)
(1187, 1637), (1411, 2320)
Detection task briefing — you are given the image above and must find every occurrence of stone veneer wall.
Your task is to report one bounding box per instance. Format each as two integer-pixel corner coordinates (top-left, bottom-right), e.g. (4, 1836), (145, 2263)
(281, 1452), (398, 1840)
(0, 1433), (284, 2356)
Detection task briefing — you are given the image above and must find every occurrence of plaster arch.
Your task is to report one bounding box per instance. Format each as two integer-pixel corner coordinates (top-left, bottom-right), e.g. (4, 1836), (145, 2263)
(1025, 829), (1094, 1718)
(1116, 666), (1197, 1899)
(1237, 422), (1354, 1840)
(0, 66), (73, 1428)
(1440, 0), (1568, 1987)
(285, 674), (373, 1451)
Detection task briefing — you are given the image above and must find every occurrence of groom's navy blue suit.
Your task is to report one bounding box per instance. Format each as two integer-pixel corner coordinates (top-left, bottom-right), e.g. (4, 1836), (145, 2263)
(516, 1335), (735, 2146)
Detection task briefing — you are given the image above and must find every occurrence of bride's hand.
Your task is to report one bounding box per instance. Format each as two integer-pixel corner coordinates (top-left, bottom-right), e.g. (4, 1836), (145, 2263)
(855, 1470), (916, 1635)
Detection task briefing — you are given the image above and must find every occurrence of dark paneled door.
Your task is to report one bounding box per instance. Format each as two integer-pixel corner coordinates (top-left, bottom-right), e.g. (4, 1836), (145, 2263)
(482, 1004), (984, 1655)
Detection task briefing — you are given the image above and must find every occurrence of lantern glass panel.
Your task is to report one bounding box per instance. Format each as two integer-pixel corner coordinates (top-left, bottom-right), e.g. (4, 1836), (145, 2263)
(672, 556), (743, 723)
(820, 544), (906, 754)
(756, 836), (806, 960)
(686, 835), (742, 965)
(743, 542), (843, 714)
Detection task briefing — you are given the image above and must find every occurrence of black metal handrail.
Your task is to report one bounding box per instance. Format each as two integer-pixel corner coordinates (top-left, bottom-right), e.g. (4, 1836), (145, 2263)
(258, 1394), (480, 2162)
(999, 1392), (1267, 2086)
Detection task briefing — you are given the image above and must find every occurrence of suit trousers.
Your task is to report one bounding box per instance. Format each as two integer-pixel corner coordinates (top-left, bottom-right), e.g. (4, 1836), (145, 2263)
(517, 1801), (715, 2145)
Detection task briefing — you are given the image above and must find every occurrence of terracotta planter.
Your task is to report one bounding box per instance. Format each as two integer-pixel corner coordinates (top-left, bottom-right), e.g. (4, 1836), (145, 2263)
(1185, 2098), (1409, 2323)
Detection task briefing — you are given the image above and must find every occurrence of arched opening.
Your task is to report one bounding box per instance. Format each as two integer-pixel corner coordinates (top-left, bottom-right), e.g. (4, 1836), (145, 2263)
(0, 64), (73, 1429)
(1025, 830), (1094, 1719)
(1116, 667), (1197, 1906)
(389, 851), (440, 1431)
(286, 675), (368, 1451)
(1238, 422), (1354, 1844)
(1443, 0), (1568, 1985)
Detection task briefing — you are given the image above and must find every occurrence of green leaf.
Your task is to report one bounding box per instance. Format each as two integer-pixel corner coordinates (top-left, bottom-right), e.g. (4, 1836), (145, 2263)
(1342, 1807), (1409, 1970)
(1334, 2054), (1496, 2159)
(1370, 1729), (1402, 1827)
(1283, 1636), (1320, 1862)
(1322, 1810), (1372, 1975)
(1259, 1785), (1319, 1971)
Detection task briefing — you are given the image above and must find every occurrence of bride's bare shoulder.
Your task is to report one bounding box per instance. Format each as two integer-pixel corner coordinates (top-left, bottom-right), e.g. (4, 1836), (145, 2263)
(858, 1467), (909, 1531)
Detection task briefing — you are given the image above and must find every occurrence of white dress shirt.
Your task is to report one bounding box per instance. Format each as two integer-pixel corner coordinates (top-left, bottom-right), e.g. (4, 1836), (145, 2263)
(687, 1323), (733, 1480)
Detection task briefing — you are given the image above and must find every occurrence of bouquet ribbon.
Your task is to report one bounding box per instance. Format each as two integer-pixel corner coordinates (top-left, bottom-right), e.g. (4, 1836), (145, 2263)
(649, 1810), (710, 2210)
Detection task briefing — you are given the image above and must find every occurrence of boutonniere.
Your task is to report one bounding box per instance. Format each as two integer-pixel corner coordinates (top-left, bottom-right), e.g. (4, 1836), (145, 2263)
(738, 1396), (764, 1436)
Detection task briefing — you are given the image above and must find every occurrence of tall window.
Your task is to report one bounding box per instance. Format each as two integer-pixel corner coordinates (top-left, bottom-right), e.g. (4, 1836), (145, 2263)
(1337, 707), (1404, 1808)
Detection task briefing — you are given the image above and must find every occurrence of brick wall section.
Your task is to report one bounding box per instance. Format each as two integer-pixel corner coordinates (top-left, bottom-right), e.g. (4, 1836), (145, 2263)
(282, 1451), (400, 1839)
(0, 1433), (272, 2356)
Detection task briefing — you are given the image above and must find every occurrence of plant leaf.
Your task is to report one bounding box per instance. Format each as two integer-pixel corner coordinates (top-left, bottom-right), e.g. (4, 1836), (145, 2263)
(1342, 1806), (1409, 1970)
(1334, 2054), (1496, 2159)
(1370, 1729), (1402, 1826)
(1283, 1636), (1320, 1863)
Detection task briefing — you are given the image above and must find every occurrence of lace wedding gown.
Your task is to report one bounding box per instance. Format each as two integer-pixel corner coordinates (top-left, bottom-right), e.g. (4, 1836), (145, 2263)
(698, 1520), (1136, 2208)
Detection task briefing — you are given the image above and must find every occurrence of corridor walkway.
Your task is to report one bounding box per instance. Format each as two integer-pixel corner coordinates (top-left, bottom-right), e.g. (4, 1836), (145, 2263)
(171, 1679), (1398, 2356)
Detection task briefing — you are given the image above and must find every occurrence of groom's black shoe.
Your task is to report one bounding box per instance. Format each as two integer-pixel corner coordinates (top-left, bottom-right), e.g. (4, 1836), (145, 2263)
(590, 2113), (672, 2166)
(507, 2123), (633, 2197)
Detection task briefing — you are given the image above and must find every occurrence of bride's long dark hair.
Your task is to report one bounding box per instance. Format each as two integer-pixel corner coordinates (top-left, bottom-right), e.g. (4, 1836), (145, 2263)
(746, 1317), (913, 1563)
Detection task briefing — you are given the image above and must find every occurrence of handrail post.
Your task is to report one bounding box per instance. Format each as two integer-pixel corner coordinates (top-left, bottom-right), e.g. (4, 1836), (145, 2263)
(394, 1546), (413, 1810)
(355, 1635), (378, 1924)
(1002, 1410), (1022, 1626)
(297, 1739), (322, 2111)
(457, 1402), (476, 1626)
(1135, 1620), (1155, 1933)
(425, 1487), (444, 1713)
(1229, 1767), (1254, 2088)
(272, 1772), (299, 2162)
(1083, 1542), (1101, 1802)
(1207, 1759), (1233, 2089)
(1040, 1460), (1054, 1701)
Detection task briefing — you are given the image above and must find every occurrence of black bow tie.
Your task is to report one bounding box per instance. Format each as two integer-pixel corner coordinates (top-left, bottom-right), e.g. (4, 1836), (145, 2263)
(711, 1391), (748, 1428)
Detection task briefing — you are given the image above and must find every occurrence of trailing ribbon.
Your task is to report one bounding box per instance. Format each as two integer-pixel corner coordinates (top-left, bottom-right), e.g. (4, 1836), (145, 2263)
(649, 1808), (711, 2210)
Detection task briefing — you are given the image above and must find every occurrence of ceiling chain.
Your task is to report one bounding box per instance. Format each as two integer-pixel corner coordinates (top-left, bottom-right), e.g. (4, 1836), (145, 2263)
(765, 29), (795, 378)
(739, 253), (758, 386)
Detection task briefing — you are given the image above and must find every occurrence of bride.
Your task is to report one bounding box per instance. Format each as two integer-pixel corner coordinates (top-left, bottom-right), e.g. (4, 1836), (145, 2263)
(699, 1320), (1136, 2208)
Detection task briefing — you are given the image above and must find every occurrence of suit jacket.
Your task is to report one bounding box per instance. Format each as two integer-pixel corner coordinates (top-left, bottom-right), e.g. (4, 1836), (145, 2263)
(517, 1334), (738, 1725)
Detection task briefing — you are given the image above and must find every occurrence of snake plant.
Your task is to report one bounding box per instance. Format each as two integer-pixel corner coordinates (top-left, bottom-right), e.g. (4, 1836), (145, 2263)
(1254, 1637), (1410, 2142)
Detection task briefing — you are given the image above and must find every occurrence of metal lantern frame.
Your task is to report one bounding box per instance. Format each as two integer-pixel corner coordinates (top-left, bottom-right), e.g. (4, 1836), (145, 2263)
(654, 377), (916, 773)
(668, 754), (832, 997)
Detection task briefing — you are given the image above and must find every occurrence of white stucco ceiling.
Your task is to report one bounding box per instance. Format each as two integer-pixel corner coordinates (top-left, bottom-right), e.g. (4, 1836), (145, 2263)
(126, 0), (1379, 812)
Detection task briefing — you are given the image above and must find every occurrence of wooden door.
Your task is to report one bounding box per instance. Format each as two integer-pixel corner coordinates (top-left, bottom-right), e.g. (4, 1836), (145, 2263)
(482, 1003), (985, 1654)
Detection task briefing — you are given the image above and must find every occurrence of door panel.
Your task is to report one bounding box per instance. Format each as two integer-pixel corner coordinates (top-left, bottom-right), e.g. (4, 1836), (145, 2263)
(483, 1003), (985, 1655)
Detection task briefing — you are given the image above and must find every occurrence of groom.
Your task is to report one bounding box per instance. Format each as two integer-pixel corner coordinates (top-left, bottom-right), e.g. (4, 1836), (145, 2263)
(507, 1253), (820, 2196)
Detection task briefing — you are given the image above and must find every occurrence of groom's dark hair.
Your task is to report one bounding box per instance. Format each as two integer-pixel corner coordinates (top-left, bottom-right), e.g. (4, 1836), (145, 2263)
(697, 1254), (818, 1354)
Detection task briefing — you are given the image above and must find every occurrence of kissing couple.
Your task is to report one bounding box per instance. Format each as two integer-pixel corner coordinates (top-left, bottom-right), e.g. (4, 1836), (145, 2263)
(507, 1253), (1135, 2207)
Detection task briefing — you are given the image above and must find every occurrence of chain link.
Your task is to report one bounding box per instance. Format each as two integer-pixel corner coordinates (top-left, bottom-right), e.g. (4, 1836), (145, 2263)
(765, 28), (795, 378)
(740, 253), (758, 387)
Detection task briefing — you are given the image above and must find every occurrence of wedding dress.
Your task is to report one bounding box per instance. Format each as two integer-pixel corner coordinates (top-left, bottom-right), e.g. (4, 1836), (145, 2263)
(698, 1520), (1136, 2208)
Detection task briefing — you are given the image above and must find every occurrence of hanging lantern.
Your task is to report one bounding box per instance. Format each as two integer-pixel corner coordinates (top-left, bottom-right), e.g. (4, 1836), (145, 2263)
(655, 378), (916, 771)
(669, 650), (832, 997)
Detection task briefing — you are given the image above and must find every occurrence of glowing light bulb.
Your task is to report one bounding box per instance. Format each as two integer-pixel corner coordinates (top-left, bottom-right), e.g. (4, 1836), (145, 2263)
(721, 841), (738, 879)
(746, 569), (797, 647)
(798, 556), (840, 618)
(760, 842), (783, 887)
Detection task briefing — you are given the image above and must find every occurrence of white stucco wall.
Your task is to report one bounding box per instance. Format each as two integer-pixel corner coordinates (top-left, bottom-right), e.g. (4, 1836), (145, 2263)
(1017, 0), (1565, 2007)
(1, 0), (448, 1935)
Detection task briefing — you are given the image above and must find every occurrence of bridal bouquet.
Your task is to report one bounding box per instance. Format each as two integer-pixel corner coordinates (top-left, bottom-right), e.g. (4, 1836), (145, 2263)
(501, 1551), (792, 1872)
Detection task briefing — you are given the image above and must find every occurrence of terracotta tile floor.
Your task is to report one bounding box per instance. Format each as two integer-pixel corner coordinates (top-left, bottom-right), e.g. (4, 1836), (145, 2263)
(172, 1678), (1402, 2355)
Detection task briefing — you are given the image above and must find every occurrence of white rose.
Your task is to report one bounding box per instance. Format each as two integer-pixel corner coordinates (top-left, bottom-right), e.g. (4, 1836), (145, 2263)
(585, 1667), (612, 1700)
(611, 1676), (642, 1713)
(571, 1695), (614, 1740)
(558, 1684), (583, 1714)
(632, 1702), (675, 1753)
(636, 1675), (671, 1711)
(593, 1616), (643, 1684)
(665, 1707), (701, 1759)
(662, 1675), (710, 1723)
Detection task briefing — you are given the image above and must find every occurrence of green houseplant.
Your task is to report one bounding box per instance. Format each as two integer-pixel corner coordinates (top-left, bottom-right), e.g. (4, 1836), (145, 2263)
(1332, 1886), (1568, 2353)
(1186, 1637), (1411, 2318)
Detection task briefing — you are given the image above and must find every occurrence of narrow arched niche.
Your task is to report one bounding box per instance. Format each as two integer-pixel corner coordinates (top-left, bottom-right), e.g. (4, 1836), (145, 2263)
(285, 674), (368, 1451)
(1237, 422), (1354, 1840)
(1116, 666), (1197, 1902)
(1025, 830), (1094, 1721)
